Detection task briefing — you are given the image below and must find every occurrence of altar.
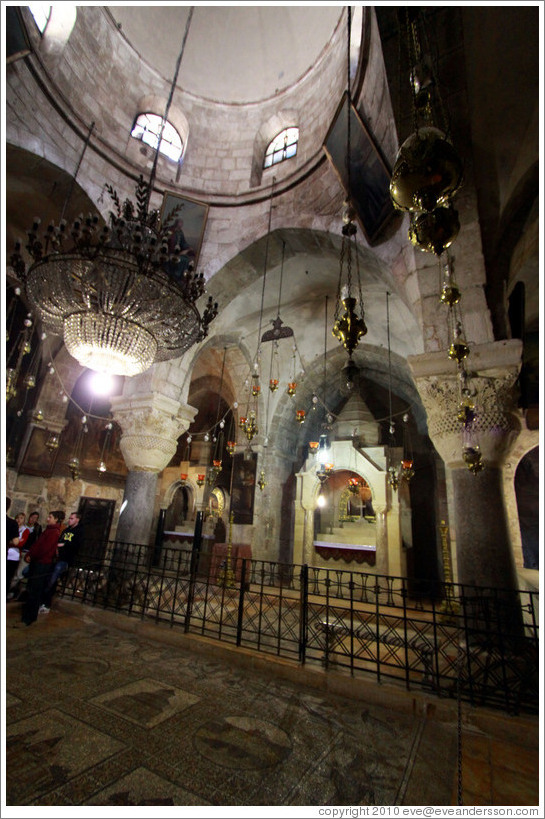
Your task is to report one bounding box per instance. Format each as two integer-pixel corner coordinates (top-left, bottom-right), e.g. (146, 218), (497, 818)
(163, 530), (215, 549)
(313, 540), (376, 566)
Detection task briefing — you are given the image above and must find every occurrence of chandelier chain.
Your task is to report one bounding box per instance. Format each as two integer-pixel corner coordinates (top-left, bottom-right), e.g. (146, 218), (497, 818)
(144, 6), (194, 215)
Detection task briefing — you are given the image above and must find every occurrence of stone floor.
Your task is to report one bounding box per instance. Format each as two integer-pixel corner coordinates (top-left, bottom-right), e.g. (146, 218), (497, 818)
(4, 598), (541, 812)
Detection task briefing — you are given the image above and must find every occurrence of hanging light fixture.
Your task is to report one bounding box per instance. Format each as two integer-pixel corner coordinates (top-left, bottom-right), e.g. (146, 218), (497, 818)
(97, 421), (114, 474)
(316, 462), (334, 485)
(10, 8), (217, 379)
(257, 470), (267, 492)
(45, 432), (60, 452)
(439, 257), (484, 474)
(207, 347), (228, 486)
(332, 8), (367, 365)
(5, 311), (37, 403)
(261, 237), (296, 397)
(68, 414), (88, 480)
(400, 414), (415, 481)
(390, 9), (463, 219)
(237, 179), (278, 451)
(348, 476), (361, 495)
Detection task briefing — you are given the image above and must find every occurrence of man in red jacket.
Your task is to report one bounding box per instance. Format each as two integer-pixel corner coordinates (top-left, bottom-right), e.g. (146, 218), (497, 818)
(12, 510), (64, 628)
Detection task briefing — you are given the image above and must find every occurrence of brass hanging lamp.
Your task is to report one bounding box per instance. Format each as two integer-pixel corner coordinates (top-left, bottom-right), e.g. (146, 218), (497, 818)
(332, 8), (367, 362)
(390, 10), (463, 218)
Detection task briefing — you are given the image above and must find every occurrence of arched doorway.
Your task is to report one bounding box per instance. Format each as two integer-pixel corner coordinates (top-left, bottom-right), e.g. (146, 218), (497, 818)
(515, 446), (539, 569)
(165, 484), (190, 531)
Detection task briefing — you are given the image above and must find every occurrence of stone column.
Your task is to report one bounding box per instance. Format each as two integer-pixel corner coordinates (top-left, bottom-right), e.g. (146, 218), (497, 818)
(111, 392), (197, 545)
(409, 340), (525, 643)
(409, 340), (522, 592)
(373, 505), (389, 575)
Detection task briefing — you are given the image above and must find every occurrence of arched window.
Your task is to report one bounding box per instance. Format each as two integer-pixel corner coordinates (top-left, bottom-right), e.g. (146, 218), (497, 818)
(29, 4), (52, 34)
(131, 113), (183, 162)
(263, 127), (299, 169)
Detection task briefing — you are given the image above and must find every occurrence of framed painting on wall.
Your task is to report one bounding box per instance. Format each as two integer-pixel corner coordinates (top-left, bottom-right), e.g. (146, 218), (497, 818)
(323, 91), (396, 245)
(229, 452), (257, 525)
(18, 426), (59, 477)
(160, 191), (209, 274)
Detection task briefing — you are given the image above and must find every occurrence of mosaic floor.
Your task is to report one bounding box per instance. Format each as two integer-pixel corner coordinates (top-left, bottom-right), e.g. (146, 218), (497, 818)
(4, 600), (540, 811)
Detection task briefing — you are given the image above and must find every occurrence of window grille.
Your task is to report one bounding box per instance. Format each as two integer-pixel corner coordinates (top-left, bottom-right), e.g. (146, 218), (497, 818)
(263, 127), (299, 169)
(131, 113), (183, 162)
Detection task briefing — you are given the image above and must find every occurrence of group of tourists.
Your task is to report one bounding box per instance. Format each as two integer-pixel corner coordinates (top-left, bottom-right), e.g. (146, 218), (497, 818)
(6, 499), (84, 628)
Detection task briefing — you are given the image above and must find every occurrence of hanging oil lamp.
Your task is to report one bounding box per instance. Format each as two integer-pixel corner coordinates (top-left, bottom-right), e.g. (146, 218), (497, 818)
(68, 456), (80, 481)
(45, 432), (60, 451)
(463, 445), (483, 475)
(348, 476), (361, 495)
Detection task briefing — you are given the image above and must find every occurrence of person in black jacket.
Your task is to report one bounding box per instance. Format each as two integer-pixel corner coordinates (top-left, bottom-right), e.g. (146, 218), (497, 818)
(40, 511), (84, 612)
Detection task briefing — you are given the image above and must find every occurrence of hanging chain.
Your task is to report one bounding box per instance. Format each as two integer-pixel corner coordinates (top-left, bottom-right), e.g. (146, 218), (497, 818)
(276, 239), (286, 318)
(254, 176), (276, 370)
(334, 241), (346, 321)
(144, 6), (194, 215)
(60, 121), (95, 224)
(345, 6), (352, 198)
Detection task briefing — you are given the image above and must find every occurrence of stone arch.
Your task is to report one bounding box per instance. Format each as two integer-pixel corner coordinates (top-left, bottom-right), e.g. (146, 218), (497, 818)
(503, 430), (540, 572)
(163, 478), (195, 527)
(514, 446), (539, 570)
(488, 161), (539, 338)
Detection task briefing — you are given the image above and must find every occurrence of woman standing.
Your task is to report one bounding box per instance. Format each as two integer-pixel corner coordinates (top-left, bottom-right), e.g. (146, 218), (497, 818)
(12, 510), (64, 628)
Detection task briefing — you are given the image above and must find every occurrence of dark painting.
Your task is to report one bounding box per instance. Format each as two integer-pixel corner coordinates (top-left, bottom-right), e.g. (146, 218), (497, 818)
(324, 91), (395, 245)
(229, 452), (257, 525)
(19, 426), (59, 477)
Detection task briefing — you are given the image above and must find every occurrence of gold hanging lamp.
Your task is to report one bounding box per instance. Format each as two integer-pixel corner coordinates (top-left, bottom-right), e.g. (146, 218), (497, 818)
(332, 9), (367, 362)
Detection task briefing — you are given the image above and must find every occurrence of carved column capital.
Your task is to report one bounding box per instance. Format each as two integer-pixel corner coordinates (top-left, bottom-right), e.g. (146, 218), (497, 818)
(409, 340), (522, 468)
(110, 392), (197, 472)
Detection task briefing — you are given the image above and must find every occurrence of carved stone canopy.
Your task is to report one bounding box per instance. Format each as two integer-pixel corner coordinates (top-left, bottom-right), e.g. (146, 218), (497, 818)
(333, 393), (380, 446)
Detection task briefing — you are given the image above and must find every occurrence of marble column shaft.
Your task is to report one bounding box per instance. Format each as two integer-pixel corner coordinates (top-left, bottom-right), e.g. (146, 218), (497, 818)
(409, 340), (523, 592)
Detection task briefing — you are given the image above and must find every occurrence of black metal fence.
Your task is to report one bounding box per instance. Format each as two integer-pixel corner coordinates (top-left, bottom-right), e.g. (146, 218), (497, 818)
(57, 541), (539, 714)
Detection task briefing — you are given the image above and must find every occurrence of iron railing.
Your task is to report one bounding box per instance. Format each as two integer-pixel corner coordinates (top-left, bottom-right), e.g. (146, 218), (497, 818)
(57, 540), (539, 714)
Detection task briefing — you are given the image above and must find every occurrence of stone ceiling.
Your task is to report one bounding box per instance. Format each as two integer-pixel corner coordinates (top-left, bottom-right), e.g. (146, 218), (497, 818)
(107, 6), (343, 104)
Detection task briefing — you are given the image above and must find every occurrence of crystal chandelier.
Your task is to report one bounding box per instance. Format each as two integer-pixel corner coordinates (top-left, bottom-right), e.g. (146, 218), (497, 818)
(10, 8), (217, 378)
